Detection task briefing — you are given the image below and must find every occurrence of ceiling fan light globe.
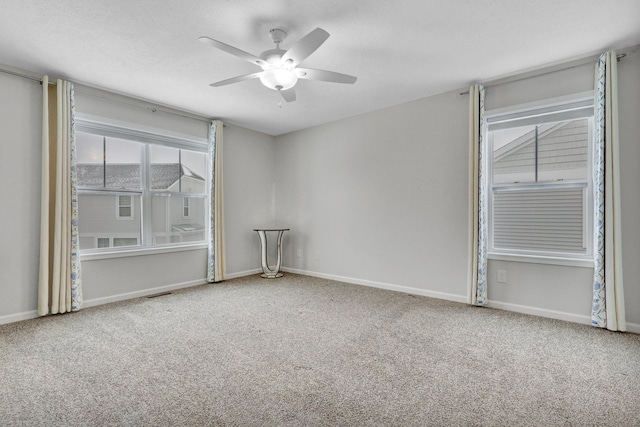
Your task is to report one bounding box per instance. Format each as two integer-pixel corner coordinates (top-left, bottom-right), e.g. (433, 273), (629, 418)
(259, 68), (298, 91)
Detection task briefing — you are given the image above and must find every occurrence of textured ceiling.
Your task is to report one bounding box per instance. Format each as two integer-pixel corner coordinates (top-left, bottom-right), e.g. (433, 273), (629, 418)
(1, 0), (639, 136)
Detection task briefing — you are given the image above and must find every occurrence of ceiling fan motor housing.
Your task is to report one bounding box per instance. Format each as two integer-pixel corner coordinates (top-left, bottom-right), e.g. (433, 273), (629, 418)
(260, 29), (297, 91)
(269, 28), (287, 45)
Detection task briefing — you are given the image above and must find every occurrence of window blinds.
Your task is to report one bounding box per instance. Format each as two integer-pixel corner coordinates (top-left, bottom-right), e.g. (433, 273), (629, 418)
(492, 186), (586, 254)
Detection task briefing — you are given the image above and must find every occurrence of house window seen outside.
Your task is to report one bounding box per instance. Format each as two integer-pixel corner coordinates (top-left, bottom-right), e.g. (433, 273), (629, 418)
(183, 197), (190, 218)
(117, 195), (133, 219)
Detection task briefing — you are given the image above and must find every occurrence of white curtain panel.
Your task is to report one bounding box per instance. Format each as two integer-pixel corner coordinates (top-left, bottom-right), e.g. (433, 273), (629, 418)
(38, 77), (82, 315)
(468, 84), (488, 306)
(207, 120), (226, 282)
(591, 52), (626, 331)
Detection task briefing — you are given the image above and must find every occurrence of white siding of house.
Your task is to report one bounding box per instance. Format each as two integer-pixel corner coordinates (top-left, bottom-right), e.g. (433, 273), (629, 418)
(151, 195), (206, 244)
(494, 119), (589, 184)
(166, 175), (206, 193)
(76, 192), (207, 249)
(78, 194), (141, 249)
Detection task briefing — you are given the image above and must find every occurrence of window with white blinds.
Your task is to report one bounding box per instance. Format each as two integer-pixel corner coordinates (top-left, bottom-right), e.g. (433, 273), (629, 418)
(493, 185), (587, 254)
(487, 95), (594, 260)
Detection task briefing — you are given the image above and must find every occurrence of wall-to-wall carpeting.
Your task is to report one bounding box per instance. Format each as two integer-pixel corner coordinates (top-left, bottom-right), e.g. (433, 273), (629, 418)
(1, 274), (639, 426)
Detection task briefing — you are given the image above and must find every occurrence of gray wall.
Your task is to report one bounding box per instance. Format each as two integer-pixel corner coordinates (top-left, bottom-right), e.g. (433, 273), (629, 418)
(486, 50), (640, 327)
(275, 91), (470, 301)
(75, 91), (278, 304)
(617, 48), (640, 327)
(274, 46), (640, 330)
(0, 81), (276, 322)
(222, 124), (278, 274)
(0, 72), (42, 320)
(1, 46), (638, 330)
(483, 61), (597, 322)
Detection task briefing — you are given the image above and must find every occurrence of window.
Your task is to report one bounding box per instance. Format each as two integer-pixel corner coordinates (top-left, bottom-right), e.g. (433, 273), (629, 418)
(97, 237), (110, 248)
(117, 195), (133, 219)
(76, 122), (208, 252)
(113, 237), (139, 247)
(183, 197), (190, 218)
(94, 236), (139, 249)
(486, 95), (594, 261)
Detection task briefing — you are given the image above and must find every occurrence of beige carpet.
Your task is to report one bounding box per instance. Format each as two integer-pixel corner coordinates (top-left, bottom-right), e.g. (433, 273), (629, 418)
(1, 273), (639, 426)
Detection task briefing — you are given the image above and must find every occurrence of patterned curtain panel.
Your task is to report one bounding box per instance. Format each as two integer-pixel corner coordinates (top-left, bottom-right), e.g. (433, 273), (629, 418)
(591, 52), (626, 331)
(38, 77), (82, 315)
(468, 84), (488, 306)
(207, 120), (226, 282)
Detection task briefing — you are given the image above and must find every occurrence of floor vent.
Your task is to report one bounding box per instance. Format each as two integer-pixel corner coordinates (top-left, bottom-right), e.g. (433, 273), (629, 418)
(147, 292), (173, 299)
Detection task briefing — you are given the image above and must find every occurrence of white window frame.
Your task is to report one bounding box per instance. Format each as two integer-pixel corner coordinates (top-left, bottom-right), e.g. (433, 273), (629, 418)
(182, 197), (191, 219)
(113, 236), (140, 247)
(484, 92), (595, 267)
(116, 194), (134, 220)
(92, 234), (140, 248)
(96, 237), (110, 248)
(76, 118), (209, 258)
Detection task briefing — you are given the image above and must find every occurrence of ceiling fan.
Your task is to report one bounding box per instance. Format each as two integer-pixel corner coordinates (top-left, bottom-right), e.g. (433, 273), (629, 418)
(199, 28), (357, 102)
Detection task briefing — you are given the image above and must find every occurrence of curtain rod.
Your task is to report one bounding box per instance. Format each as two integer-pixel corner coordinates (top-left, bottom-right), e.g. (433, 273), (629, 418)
(0, 65), (56, 86)
(459, 53), (627, 96)
(74, 85), (219, 125)
(0, 64), (222, 125)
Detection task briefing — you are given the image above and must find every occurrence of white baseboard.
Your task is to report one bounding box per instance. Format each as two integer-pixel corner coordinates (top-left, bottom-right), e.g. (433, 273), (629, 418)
(83, 278), (208, 308)
(281, 267), (468, 304)
(486, 300), (640, 333)
(486, 300), (592, 326)
(0, 310), (39, 326)
(84, 268), (264, 307)
(627, 322), (640, 334)
(0, 270), (257, 326)
(282, 267), (640, 334)
(4, 268), (639, 334)
(225, 268), (262, 280)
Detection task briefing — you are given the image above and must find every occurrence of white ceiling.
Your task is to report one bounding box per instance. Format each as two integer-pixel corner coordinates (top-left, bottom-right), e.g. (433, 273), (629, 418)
(1, 0), (639, 136)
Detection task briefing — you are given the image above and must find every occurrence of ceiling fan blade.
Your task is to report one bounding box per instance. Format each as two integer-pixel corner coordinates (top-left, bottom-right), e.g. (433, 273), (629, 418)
(281, 28), (330, 66)
(210, 72), (263, 87)
(295, 68), (357, 84)
(199, 36), (265, 67)
(279, 87), (296, 102)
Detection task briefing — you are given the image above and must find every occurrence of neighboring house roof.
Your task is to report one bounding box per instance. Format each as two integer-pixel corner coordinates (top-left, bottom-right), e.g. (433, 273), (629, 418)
(77, 163), (205, 190)
(493, 119), (589, 176)
(151, 163), (181, 190)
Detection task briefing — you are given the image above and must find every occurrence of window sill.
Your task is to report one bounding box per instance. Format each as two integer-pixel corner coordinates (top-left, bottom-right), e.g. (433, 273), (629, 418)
(80, 243), (207, 261)
(487, 252), (594, 268)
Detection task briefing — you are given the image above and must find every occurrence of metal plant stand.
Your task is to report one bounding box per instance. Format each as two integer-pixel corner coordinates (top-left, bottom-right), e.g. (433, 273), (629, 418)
(254, 228), (289, 278)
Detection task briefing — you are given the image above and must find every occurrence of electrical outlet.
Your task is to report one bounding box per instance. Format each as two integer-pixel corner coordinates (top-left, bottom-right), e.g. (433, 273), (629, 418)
(497, 269), (507, 283)
(296, 248), (302, 258)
